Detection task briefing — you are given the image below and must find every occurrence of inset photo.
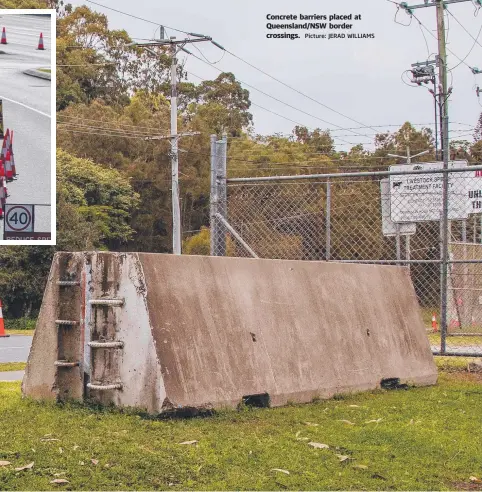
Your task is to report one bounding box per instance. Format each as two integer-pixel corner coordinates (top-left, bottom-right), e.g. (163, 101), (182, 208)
(0, 9), (55, 244)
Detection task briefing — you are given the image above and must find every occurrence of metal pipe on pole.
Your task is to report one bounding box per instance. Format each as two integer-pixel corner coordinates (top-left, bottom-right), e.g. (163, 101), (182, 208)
(210, 134), (218, 256)
(170, 41), (181, 255)
(325, 179), (331, 261)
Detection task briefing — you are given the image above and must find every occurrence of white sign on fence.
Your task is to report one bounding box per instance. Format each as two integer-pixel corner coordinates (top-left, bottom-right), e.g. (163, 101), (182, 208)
(380, 179), (416, 236)
(467, 169), (482, 214)
(389, 161), (469, 223)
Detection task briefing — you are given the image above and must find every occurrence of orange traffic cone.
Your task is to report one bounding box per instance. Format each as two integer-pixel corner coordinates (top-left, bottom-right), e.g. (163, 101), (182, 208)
(5, 151), (13, 182)
(432, 313), (438, 332)
(1, 27), (7, 45)
(37, 32), (45, 50)
(0, 299), (9, 337)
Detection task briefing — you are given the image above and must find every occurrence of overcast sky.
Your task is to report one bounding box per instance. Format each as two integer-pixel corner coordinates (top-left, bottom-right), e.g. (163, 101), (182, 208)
(70, 0), (482, 151)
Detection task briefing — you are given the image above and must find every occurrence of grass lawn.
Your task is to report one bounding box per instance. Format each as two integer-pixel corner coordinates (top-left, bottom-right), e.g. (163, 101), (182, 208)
(5, 330), (34, 336)
(0, 372), (481, 491)
(0, 362), (25, 372)
(429, 334), (482, 348)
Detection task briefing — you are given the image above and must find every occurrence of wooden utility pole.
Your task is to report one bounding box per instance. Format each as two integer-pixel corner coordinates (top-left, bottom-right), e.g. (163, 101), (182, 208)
(399, 0), (479, 353)
(131, 33), (221, 254)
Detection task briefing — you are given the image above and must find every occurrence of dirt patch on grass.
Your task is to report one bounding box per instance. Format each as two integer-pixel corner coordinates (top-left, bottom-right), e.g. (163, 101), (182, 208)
(451, 481), (482, 490)
(450, 372), (482, 383)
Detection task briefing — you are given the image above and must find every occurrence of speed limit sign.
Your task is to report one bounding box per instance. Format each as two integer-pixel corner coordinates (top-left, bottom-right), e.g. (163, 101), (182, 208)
(4, 204), (34, 233)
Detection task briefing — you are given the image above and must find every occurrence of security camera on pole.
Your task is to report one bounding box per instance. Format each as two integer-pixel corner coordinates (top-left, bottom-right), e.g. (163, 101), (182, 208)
(130, 31), (223, 255)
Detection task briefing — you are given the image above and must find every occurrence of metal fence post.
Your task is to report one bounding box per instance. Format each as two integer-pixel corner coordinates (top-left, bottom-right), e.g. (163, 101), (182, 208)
(396, 224), (401, 265)
(405, 235), (411, 272)
(440, 116), (450, 355)
(216, 133), (227, 256)
(326, 179), (331, 261)
(210, 134), (218, 256)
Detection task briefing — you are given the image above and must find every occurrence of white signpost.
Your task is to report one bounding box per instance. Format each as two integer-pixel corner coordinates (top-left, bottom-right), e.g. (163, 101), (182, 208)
(389, 161), (469, 223)
(380, 179), (416, 237)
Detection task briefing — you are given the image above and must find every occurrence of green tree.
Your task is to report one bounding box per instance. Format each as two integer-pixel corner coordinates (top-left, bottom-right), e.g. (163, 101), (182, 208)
(293, 126), (335, 154)
(57, 149), (140, 249)
(56, 6), (172, 111)
(186, 73), (253, 136)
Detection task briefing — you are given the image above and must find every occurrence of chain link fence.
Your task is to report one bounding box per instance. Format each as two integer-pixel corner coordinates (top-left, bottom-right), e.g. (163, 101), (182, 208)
(208, 142), (482, 357)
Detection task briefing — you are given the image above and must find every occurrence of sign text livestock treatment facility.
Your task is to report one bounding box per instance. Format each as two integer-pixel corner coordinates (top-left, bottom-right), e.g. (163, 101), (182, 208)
(389, 161), (469, 223)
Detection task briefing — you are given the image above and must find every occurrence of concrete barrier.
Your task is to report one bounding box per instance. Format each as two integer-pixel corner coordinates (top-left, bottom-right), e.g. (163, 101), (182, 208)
(22, 252), (437, 414)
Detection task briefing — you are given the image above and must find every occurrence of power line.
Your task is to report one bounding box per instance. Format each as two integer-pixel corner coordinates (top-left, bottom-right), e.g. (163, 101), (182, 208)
(57, 114), (170, 132)
(84, 0), (190, 35)
(410, 10), (473, 70)
(183, 69), (358, 147)
(182, 54), (371, 143)
(57, 63), (116, 67)
(220, 50), (380, 134)
(82, 0), (375, 142)
(57, 118), (170, 135)
(446, 8), (482, 49)
(57, 127), (160, 139)
(445, 9), (482, 70)
(57, 122), (165, 137)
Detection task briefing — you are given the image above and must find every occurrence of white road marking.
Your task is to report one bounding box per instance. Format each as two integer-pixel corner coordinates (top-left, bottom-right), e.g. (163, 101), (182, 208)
(0, 95), (50, 118)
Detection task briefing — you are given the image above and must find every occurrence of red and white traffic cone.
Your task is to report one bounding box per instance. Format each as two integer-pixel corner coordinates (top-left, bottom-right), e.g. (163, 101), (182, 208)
(432, 313), (438, 332)
(1, 27), (7, 45)
(0, 180), (5, 218)
(0, 159), (5, 178)
(2, 129), (9, 159)
(5, 129), (10, 152)
(0, 299), (9, 338)
(10, 150), (16, 179)
(5, 151), (13, 182)
(37, 32), (45, 50)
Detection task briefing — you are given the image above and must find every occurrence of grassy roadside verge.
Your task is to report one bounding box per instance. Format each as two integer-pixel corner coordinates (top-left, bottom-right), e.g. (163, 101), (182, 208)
(0, 362), (26, 372)
(5, 330), (35, 336)
(0, 372), (481, 491)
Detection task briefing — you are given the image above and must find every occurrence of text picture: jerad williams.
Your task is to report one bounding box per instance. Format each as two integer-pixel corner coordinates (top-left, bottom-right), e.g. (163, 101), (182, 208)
(306, 33), (375, 40)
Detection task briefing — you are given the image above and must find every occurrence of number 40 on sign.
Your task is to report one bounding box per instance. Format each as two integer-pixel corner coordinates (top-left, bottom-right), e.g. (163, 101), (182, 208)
(4, 204), (34, 233)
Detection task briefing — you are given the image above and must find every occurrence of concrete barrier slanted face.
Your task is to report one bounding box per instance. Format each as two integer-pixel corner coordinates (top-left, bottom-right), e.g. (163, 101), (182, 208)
(22, 252), (437, 414)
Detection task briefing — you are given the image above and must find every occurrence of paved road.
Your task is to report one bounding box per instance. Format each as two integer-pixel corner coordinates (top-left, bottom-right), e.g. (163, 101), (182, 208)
(0, 14), (52, 236)
(0, 370), (24, 381)
(0, 335), (33, 362)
